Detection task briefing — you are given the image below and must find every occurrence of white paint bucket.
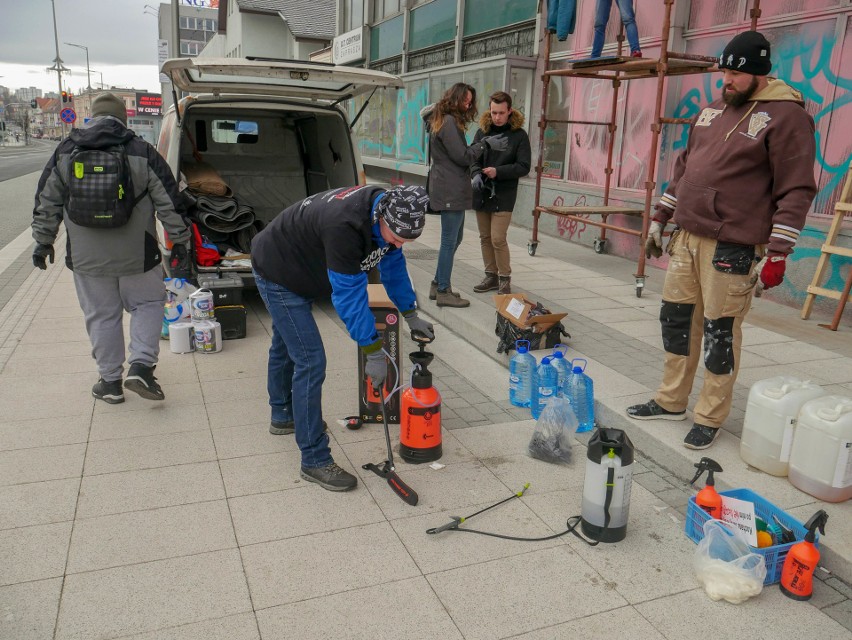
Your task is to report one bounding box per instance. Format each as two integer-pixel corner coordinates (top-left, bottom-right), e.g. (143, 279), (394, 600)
(193, 320), (222, 354)
(189, 288), (215, 321)
(169, 321), (196, 354)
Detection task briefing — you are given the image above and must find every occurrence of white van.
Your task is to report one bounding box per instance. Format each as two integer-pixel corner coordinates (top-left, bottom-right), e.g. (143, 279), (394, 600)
(156, 57), (403, 284)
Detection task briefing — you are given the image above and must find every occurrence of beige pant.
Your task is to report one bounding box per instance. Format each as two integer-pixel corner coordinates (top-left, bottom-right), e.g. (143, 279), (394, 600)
(475, 210), (513, 276)
(655, 230), (763, 428)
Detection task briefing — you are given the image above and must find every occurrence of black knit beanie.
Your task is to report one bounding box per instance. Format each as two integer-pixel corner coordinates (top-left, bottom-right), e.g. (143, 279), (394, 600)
(719, 31), (772, 76)
(377, 186), (429, 239)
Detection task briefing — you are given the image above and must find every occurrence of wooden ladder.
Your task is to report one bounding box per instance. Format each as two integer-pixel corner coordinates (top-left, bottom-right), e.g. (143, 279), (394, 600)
(801, 166), (852, 326)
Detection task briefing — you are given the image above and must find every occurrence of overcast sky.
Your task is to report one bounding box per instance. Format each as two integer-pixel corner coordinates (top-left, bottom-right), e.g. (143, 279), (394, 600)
(0, 0), (166, 94)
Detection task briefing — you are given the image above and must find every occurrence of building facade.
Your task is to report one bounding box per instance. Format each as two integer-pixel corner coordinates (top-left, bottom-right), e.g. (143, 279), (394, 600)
(345, 0), (852, 314)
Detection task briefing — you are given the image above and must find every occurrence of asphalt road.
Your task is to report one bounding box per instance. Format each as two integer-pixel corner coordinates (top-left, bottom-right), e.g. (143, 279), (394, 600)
(0, 140), (56, 252)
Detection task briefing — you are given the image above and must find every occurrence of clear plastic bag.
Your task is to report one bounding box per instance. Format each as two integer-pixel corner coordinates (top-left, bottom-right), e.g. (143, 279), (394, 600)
(693, 520), (766, 604)
(527, 397), (576, 465)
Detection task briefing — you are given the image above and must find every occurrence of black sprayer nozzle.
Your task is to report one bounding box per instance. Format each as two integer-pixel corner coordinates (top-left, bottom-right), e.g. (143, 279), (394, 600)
(803, 510), (829, 543)
(690, 457), (723, 486)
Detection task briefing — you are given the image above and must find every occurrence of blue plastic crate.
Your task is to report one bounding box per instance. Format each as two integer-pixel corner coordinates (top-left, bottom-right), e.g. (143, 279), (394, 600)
(684, 488), (816, 585)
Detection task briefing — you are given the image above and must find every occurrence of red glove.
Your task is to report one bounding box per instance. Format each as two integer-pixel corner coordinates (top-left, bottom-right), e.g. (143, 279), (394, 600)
(759, 253), (786, 289)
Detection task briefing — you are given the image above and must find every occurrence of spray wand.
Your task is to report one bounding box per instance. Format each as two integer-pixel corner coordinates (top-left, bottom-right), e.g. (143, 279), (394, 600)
(427, 484), (530, 534)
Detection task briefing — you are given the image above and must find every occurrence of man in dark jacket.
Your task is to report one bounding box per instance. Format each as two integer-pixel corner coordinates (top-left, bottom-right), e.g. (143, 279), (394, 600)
(470, 91), (532, 295)
(32, 92), (191, 404)
(626, 32), (817, 450)
(251, 185), (434, 492)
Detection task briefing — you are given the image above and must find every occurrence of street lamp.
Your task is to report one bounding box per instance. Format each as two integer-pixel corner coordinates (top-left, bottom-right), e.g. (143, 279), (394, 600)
(65, 42), (92, 92)
(89, 69), (106, 90)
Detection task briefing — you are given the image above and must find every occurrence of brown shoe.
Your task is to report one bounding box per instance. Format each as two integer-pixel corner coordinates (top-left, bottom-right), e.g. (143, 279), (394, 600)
(497, 276), (512, 294)
(429, 281), (438, 301)
(473, 273), (499, 293)
(436, 290), (470, 307)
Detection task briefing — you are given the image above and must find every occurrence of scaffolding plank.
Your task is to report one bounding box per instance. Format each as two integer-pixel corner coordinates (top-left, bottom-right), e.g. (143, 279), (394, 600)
(547, 57), (716, 78)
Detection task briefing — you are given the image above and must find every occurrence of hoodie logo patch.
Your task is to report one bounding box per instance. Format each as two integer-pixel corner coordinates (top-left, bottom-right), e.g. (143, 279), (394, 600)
(744, 112), (771, 139)
(695, 108), (723, 127)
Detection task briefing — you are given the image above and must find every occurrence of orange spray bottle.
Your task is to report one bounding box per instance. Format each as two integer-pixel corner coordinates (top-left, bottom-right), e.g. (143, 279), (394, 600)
(780, 509), (828, 601)
(689, 457), (723, 519)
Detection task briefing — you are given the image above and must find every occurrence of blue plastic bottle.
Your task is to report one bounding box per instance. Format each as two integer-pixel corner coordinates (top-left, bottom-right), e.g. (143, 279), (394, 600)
(531, 356), (559, 420)
(550, 344), (571, 396)
(565, 358), (595, 432)
(509, 340), (537, 408)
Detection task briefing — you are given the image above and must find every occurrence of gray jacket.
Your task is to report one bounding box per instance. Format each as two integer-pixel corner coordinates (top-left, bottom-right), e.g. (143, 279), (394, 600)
(32, 116), (190, 277)
(423, 105), (487, 211)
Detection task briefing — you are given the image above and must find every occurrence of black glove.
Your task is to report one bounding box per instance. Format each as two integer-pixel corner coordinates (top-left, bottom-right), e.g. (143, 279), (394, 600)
(471, 173), (485, 191)
(404, 311), (435, 341)
(169, 243), (192, 280)
(364, 350), (388, 391)
(482, 135), (509, 152)
(33, 243), (54, 270)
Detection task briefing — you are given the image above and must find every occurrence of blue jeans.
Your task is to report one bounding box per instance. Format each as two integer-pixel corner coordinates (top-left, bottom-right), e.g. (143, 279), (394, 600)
(434, 210), (465, 291)
(254, 271), (331, 469)
(547, 0), (577, 41)
(592, 0), (640, 57)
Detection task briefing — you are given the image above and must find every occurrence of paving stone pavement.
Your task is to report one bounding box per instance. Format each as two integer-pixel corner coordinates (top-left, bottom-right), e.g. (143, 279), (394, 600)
(0, 215), (850, 638)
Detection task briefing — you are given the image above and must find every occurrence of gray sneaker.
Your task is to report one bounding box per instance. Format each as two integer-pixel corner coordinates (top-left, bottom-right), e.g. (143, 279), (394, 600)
(300, 462), (357, 491)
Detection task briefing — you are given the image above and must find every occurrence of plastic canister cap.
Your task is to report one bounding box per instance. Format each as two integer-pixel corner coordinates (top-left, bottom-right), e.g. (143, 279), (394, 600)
(517, 344), (528, 354)
(572, 366), (583, 373)
(541, 356), (551, 365)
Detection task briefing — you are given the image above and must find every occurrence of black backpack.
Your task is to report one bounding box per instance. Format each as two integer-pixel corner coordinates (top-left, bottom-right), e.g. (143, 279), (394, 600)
(65, 145), (147, 228)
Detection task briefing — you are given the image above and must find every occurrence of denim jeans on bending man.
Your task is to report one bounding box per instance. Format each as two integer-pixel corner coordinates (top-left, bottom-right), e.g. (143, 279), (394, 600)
(592, 0), (640, 57)
(434, 210), (465, 291)
(254, 270), (332, 470)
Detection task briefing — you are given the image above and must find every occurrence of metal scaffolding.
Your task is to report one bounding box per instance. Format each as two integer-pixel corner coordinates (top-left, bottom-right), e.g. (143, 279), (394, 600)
(529, 0), (762, 297)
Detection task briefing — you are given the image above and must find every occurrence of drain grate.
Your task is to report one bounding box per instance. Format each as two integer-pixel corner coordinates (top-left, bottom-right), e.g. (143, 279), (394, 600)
(404, 249), (439, 260)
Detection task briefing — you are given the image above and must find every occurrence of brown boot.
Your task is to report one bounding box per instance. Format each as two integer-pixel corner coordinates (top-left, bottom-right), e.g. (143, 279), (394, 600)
(436, 289), (470, 307)
(429, 281), (438, 301)
(473, 272), (499, 293)
(497, 276), (511, 294)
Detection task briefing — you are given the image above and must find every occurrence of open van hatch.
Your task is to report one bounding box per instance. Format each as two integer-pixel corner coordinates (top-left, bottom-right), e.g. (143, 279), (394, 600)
(163, 58), (403, 102)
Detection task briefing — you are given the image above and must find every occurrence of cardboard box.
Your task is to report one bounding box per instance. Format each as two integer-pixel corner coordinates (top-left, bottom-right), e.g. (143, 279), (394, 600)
(493, 294), (567, 333)
(357, 284), (402, 424)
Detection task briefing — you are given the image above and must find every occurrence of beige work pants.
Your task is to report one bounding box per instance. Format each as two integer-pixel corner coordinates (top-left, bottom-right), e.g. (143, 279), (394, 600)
(475, 210), (513, 277)
(655, 230), (764, 428)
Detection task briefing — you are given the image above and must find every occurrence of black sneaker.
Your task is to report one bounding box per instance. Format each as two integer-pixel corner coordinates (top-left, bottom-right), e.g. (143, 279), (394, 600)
(92, 378), (124, 404)
(626, 399), (686, 421)
(300, 462), (357, 491)
(270, 420), (328, 435)
(684, 424), (721, 450)
(124, 363), (165, 401)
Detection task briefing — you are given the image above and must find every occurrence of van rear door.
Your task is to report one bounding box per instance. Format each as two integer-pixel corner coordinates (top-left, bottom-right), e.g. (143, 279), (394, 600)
(162, 58), (403, 102)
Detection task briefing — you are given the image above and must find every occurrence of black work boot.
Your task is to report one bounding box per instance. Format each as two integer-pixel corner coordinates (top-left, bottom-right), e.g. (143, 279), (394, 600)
(473, 273), (499, 293)
(270, 420), (328, 435)
(92, 378), (124, 404)
(124, 363), (165, 401)
(497, 276), (512, 294)
(300, 462), (358, 491)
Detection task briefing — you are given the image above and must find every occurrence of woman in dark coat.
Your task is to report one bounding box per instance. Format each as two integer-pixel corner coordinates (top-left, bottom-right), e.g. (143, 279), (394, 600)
(470, 91), (532, 295)
(422, 83), (508, 307)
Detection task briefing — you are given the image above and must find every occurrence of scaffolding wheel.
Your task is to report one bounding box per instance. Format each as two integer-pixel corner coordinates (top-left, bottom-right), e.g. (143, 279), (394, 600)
(527, 242), (538, 256)
(635, 277), (646, 298)
(593, 238), (607, 254)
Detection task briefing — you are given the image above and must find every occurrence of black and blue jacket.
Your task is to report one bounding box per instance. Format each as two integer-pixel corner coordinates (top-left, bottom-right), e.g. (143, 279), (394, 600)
(251, 185), (417, 349)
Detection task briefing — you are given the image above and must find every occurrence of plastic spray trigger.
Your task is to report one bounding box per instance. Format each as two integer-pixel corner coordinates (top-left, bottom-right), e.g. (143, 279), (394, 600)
(803, 510), (829, 542)
(689, 457), (722, 486)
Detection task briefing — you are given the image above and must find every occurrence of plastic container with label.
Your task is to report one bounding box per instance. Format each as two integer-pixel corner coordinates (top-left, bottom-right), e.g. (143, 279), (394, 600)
(787, 395), (852, 503)
(740, 376), (826, 476)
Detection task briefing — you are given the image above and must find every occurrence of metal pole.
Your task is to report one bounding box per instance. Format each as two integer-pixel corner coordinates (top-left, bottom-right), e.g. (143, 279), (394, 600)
(171, 0), (180, 58)
(85, 47), (91, 91)
(50, 0), (67, 138)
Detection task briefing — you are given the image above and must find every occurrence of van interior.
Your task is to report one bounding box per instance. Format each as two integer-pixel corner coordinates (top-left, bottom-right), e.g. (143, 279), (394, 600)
(179, 104), (359, 237)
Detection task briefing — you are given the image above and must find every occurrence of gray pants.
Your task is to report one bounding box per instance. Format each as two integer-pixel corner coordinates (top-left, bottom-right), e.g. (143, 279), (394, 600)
(73, 267), (166, 382)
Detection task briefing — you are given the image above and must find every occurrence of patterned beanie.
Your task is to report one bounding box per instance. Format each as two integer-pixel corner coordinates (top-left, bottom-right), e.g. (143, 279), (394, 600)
(377, 186), (429, 239)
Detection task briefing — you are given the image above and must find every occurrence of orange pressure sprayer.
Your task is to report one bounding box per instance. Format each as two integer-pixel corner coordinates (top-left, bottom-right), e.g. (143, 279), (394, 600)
(690, 457), (723, 519)
(780, 509), (828, 601)
(399, 331), (442, 464)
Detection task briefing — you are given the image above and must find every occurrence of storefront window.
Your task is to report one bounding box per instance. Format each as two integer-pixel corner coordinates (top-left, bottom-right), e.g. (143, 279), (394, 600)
(409, 0), (456, 52)
(370, 14), (404, 61)
(463, 0), (536, 37)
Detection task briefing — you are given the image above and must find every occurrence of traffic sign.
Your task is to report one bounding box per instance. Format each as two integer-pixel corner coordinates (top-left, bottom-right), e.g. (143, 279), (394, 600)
(60, 108), (77, 124)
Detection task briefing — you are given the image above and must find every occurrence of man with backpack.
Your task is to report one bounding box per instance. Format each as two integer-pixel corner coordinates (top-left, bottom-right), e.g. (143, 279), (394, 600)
(32, 92), (192, 404)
